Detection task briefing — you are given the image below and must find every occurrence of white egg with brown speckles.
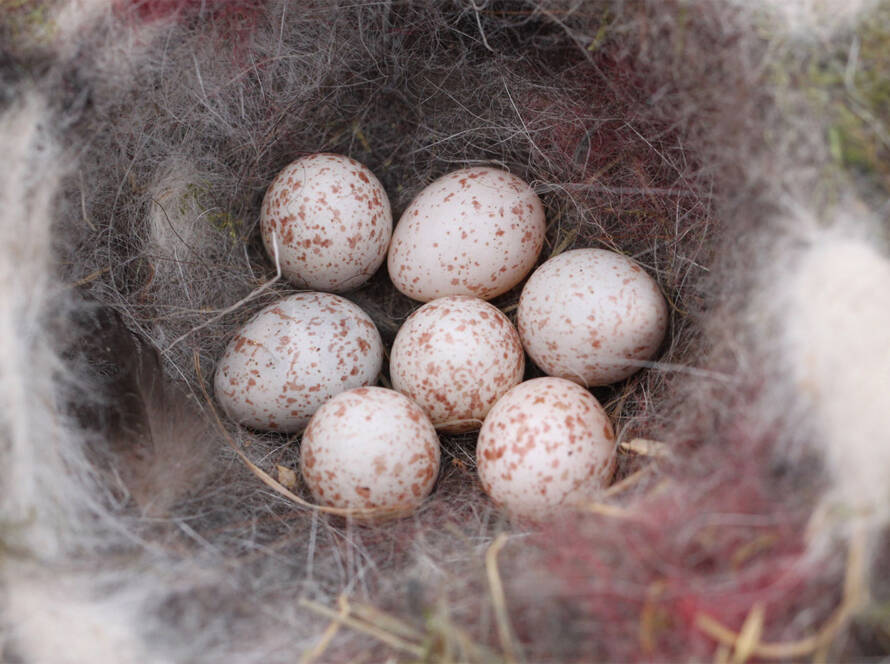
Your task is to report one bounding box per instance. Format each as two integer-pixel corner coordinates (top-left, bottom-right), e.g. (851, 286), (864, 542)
(390, 296), (525, 433)
(517, 248), (668, 386)
(476, 377), (616, 518)
(300, 387), (441, 513)
(387, 167), (546, 302)
(214, 292), (383, 433)
(260, 153), (392, 292)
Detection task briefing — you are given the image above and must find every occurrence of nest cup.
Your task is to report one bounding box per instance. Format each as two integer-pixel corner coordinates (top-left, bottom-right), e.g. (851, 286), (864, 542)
(2, 1), (886, 662)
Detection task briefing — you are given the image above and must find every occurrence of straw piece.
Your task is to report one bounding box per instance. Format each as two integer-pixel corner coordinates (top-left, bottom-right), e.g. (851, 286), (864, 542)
(299, 598), (425, 659)
(619, 438), (671, 458)
(300, 594), (350, 664)
(732, 603), (765, 664)
(696, 527), (867, 660)
(69, 265), (111, 288)
(486, 533), (522, 663)
(604, 466), (653, 497)
(351, 603), (425, 643)
(585, 501), (640, 520)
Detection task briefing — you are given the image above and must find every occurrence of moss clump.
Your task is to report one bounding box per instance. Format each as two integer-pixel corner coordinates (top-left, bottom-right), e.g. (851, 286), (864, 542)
(1, 0), (58, 49)
(820, 1), (890, 191)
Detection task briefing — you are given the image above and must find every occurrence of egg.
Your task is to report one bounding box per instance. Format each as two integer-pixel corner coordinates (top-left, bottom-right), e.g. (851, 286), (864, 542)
(300, 387), (441, 513)
(260, 153), (392, 292)
(517, 248), (668, 386)
(214, 292), (383, 433)
(387, 166), (546, 302)
(476, 377), (616, 518)
(390, 296), (525, 433)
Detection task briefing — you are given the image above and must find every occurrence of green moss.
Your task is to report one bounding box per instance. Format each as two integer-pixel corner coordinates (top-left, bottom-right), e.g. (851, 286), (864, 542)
(824, 1), (890, 188)
(585, 9), (614, 52)
(205, 210), (245, 242)
(1, 0), (58, 47)
(761, 0), (890, 198)
(181, 183), (245, 244)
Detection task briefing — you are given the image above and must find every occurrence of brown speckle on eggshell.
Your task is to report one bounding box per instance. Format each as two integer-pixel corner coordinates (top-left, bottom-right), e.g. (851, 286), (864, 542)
(517, 248), (668, 386)
(260, 153), (392, 292)
(300, 387), (441, 514)
(390, 296), (524, 433)
(213, 292), (383, 433)
(387, 166), (546, 302)
(476, 377), (616, 518)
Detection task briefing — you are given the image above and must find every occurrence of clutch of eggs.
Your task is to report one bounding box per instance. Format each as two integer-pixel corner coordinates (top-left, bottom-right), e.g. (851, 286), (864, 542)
(213, 155), (669, 520)
(214, 292), (383, 433)
(390, 295), (524, 433)
(387, 166), (546, 302)
(260, 153), (392, 292)
(518, 248), (668, 386)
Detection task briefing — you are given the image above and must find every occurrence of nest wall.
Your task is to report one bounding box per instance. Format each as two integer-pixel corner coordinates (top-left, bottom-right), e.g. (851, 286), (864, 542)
(1, 1), (889, 662)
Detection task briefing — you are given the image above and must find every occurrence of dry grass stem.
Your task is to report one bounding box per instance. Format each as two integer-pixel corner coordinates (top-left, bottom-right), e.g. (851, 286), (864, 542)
(300, 594), (350, 664)
(695, 527), (868, 661)
(604, 467), (654, 497)
(351, 603), (425, 643)
(486, 533), (522, 664)
(69, 265), (111, 288)
(585, 501), (641, 520)
(299, 598), (426, 659)
(619, 438), (672, 458)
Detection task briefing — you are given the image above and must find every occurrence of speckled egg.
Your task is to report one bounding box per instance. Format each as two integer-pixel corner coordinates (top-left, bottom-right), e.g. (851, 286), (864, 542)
(476, 377), (616, 518)
(517, 248), (668, 386)
(260, 153), (392, 292)
(390, 296), (525, 433)
(387, 166), (546, 302)
(214, 292), (383, 433)
(300, 387), (441, 513)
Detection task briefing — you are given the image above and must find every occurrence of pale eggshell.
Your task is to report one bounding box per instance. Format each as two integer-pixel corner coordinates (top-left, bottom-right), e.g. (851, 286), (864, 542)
(387, 166), (545, 302)
(390, 296), (525, 433)
(214, 292), (383, 433)
(517, 248), (668, 386)
(476, 377), (616, 518)
(260, 153), (392, 292)
(300, 387), (441, 512)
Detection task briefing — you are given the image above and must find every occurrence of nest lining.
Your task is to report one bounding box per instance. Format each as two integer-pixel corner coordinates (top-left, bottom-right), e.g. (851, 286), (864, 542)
(2, 0), (881, 662)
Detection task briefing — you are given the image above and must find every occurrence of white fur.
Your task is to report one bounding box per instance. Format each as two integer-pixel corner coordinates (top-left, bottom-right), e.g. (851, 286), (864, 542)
(750, 0), (877, 36)
(4, 566), (166, 664)
(782, 220), (890, 533)
(0, 94), (94, 560)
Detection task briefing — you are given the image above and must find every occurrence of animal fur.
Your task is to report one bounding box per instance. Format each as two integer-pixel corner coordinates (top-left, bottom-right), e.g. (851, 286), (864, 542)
(1, 0), (889, 661)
